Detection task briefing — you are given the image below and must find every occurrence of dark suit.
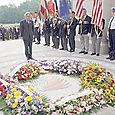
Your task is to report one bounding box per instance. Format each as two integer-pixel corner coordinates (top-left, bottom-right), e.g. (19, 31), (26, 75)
(79, 15), (91, 52)
(20, 19), (34, 59)
(69, 17), (79, 52)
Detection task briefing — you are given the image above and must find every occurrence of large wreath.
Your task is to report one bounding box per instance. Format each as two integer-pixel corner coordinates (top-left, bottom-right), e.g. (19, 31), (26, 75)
(0, 60), (114, 115)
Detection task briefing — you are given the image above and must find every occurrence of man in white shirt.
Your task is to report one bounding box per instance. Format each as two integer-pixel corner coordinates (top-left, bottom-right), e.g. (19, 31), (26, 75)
(106, 7), (115, 61)
(33, 12), (41, 44)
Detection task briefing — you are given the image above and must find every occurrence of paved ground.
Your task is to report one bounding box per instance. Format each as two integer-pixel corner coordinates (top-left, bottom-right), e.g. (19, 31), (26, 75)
(0, 39), (115, 115)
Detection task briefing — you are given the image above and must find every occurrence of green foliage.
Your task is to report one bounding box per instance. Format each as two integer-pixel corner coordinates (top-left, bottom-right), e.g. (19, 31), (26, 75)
(0, 0), (40, 24)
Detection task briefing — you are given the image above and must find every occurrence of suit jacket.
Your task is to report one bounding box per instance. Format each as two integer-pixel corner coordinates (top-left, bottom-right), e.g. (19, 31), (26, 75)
(52, 23), (59, 37)
(79, 15), (91, 35)
(20, 19), (34, 41)
(91, 18), (105, 37)
(69, 17), (79, 36)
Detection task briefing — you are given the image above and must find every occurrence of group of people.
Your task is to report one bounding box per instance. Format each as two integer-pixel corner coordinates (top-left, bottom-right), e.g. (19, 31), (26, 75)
(0, 25), (20, 41)
(20, 7), (115, 61)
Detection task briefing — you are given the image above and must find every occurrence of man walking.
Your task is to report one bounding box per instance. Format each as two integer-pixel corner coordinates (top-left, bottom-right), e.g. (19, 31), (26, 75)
(20, 12), (34, 60)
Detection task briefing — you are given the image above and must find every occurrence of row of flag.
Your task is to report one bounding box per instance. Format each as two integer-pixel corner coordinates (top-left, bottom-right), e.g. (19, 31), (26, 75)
(39, 0), (103, 30)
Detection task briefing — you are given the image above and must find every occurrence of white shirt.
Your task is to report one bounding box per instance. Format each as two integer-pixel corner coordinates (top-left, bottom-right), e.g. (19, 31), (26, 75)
(33, 17), (40, 28)
(108, 16), (115, 30)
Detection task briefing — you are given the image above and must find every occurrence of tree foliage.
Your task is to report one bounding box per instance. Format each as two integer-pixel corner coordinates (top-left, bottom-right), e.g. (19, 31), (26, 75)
(0, 0), (40, 24)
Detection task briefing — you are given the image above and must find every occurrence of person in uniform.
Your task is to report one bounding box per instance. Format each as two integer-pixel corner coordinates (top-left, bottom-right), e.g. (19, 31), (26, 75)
(79, 8), (91, 54)
(106, 7), (115, 61)
(68, 11), (79, 52)
(20, 12), (34, 60)
(91, 19), (105, 56)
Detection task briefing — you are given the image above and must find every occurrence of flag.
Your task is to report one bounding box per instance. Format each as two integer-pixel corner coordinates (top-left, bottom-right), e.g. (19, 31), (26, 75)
(54, 0), (58, 11)
(91, 0), (103, 30)
(40, 0), (47, 19)
(75, 0), (85, 19)
(47, 0), (55, 15)
(59, 0), (69, 20)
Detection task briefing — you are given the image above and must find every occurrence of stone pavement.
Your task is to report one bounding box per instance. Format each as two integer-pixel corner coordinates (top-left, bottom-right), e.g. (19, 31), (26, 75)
(0, 39), (115, 115)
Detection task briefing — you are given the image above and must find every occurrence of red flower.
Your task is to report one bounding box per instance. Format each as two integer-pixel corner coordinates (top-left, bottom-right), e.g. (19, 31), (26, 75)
(0, 81), (2, 85)
(18, 74), (22, 80)
(23, 75), (28, 80)
(0, 85), (5, 92)
(26, 70), (30, 74)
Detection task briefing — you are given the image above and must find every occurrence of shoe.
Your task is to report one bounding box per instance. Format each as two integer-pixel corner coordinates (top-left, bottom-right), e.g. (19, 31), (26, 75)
(91, 53), (96, 55)
(84, 52), (88, 54)
(60, 48), (64, 50)
(110, 56), (115, 61)
(29, 57), (37, 61)
(35, 42), (40, 44)
(106, 57), (111, 59)
(27, 58), (30, 60)
(43, 44), (47, 46)
(79, 51), (85, 54)
(70, 50), (75, 52)
(96, 54), (99, 56)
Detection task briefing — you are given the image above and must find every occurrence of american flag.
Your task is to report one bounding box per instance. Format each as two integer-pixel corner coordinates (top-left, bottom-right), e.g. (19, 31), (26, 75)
(75, 0), (85, 19)
(91, 0), (103, 30)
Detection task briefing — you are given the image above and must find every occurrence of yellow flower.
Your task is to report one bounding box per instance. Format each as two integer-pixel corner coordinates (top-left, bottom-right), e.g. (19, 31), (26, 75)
(12, 100), (18, 108)
(105, 89), (111, 95)
(29, 75), (32, 78)
(25, 96), (32, 102)
(28, 87), (34, 92)
(14, 91), (22, 98)
(6, 94), (11, 100)
(36, 96), (42, 101)
(11, 87), (17, 92)
(97, 78), (102, 83)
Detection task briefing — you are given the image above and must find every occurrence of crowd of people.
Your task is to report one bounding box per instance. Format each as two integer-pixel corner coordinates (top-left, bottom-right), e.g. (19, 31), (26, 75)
(0, 25), (20, 41)
(33, 9), (106, 56)
(20, 7), (115, 61)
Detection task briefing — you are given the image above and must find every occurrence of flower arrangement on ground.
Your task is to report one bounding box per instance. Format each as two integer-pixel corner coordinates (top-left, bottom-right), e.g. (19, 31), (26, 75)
(80, 64), (115, 106)
(43, 92), (106, 115)
(5, 84), (43, 115)
(51, 59), (82, 75)
(13, 63), (40, 81)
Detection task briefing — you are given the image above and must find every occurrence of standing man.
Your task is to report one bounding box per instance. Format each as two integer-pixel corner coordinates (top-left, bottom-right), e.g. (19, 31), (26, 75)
(68, 11), (79, 52)
(79, 8), (91, 54)
(91, 18), (105, 56)
(20, 12), (34, 60)
(106, 7), (115, 61)
(33, 12), (41, 44)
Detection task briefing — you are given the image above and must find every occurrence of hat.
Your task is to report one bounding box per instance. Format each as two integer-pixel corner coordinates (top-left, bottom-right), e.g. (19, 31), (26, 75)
(111, 7), (115, 12)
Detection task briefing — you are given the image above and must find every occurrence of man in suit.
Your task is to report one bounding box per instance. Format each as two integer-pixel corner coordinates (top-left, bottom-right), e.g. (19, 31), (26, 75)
(44, 16), (51, 46)
(106, 7), (115, 61)
(59, 20), (68, 50)
(91, 19), (105, 56)
(68, 11), (79, 52)
(20, 12), (34, 60)
(79, 8), (91, 54)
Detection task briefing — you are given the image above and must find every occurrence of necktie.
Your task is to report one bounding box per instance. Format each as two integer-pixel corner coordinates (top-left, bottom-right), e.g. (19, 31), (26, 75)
(109, 17), (114, 29)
